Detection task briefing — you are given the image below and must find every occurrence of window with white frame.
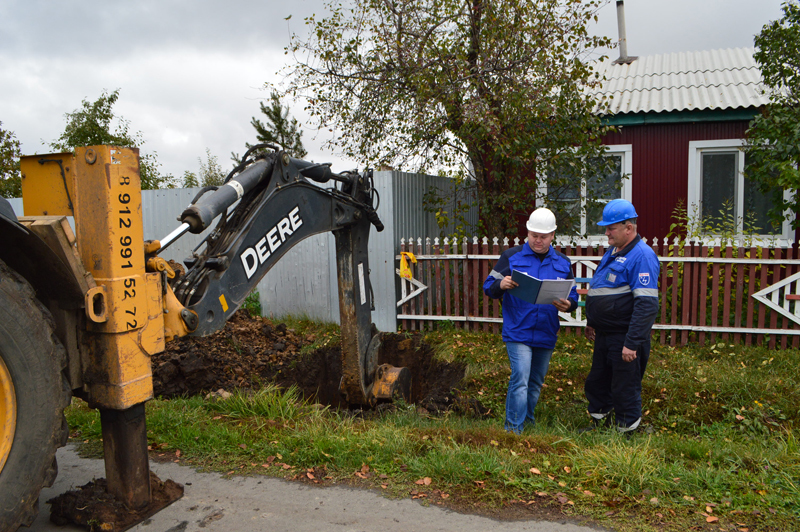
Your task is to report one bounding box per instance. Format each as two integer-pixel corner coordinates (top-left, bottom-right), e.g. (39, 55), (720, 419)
(542, 145), (633, 236)
(687, 139), (789, 241)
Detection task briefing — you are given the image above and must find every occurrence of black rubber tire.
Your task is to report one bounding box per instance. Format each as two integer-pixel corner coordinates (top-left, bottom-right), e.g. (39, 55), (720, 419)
(0, 259), (70, 531)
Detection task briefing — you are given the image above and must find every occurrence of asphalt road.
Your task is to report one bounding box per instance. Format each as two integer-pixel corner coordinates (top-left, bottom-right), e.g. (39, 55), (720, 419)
(26, 445), (603, 532)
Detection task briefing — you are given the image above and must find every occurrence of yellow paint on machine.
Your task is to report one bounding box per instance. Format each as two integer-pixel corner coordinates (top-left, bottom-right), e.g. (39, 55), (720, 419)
(219, 294), (229, 312)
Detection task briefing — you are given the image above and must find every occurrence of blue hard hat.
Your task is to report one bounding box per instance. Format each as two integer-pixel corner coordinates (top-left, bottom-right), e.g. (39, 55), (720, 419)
(597, 199), (638, 226)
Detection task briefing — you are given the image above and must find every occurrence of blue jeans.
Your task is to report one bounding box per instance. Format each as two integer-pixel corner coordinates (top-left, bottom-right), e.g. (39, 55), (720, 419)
(505, 342), (554, 433)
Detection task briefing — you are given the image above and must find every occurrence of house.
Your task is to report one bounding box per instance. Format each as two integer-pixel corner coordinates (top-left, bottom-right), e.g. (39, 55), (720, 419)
(581, 47), (794, 245)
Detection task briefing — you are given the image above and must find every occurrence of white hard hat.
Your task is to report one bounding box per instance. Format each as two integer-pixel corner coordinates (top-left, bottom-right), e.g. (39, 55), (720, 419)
(526, 208), (557, 233)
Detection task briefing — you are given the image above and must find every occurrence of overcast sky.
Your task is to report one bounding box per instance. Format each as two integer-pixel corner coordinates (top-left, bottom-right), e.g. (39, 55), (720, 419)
(0, 0), (787, 182)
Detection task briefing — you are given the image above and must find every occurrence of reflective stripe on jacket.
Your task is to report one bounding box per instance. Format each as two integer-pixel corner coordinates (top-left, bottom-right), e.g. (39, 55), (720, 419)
(483, 244), (578, 349)
(585, 236), (660, 350)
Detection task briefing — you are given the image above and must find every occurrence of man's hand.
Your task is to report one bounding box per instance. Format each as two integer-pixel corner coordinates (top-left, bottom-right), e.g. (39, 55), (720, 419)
(584, 325), (595, 341)
(552, 298), (571, 312)
(622, 346), (637, 362)
(499, 276), (518, 291)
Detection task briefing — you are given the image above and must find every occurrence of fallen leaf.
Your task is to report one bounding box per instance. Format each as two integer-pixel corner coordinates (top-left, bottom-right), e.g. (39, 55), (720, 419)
(535, 491), (548, 497)
(706, 516), (719, 523)
(282, 464), (291, 470)
(361, 463), (370, 474)
(649, 497), (659, 505)
(474, 480), (485, 487)
(558, 481), (567, 487)
(441, 493), (450, 499)
(563, 466), (571, 473)
(238, 444), (247, 450)
(683, 495), (695, 502)
(307, 472), (315, 480)
(583, 490), (595, 497)
(706, 505), (714, 514)
(175, 450), (181, 458)
(530, 467), (541, 475)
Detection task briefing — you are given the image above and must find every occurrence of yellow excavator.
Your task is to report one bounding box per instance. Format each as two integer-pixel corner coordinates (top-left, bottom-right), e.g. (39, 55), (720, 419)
(0, 144), (409, 531)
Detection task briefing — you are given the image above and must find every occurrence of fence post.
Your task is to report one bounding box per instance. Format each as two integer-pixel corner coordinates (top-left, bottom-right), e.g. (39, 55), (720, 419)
(680, 239), (692, 346)
(733, 246), (745, 344)
(462, 237), (470, 329)
(491, 237), (500, 334)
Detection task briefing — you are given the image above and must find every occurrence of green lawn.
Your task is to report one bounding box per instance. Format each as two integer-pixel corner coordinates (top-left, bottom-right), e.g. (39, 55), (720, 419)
(67, 324), (800, 532)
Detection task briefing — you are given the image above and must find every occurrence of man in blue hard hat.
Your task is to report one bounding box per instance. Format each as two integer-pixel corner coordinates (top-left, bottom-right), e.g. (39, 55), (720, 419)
(483, 207), (579, 434)
(583, 199), (660, 434)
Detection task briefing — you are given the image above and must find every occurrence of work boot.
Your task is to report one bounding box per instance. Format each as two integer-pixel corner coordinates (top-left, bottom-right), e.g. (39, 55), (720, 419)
(617, 417), (642, 439)
(578, 412), (612, 433)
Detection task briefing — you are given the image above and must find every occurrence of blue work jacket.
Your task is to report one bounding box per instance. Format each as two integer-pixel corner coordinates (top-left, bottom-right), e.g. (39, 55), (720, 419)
(484, 244), (578, 349)
(585, 235), (660, 350)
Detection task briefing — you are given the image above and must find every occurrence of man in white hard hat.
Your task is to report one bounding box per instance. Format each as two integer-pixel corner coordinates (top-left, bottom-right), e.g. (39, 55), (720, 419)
(483, 207), (578, 434)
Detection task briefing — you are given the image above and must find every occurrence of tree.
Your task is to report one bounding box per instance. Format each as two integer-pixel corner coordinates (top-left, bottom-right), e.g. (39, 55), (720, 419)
(0, 122), (22, 198)
(744, 1), (800, 230)
(182, 170), (199, 188)
(283, 0), (613, 236)
(51, 89), (174, 190)
(250, 92), (307, 158)
(199, 149), (226, 187)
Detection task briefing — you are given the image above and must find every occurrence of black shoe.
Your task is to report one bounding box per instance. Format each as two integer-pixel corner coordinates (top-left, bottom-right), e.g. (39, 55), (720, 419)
(579, 414), (612, 433)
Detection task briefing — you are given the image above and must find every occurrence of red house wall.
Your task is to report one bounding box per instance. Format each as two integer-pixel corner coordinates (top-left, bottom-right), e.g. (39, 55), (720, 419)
(601, 120), (750, 241)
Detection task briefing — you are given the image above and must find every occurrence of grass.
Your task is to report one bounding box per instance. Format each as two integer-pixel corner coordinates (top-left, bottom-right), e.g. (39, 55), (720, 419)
(65, 325), (800, 531)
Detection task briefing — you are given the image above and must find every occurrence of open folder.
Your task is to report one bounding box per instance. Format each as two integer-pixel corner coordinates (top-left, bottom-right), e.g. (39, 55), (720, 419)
(508, 270), (575, 305)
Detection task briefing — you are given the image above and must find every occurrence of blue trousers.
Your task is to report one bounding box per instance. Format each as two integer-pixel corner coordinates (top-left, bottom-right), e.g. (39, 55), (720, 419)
(505, 342), (553, 433)
(584, 332), (650, 429)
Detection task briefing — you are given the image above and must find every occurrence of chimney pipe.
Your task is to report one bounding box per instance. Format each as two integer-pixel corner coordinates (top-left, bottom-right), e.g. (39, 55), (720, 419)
(614, 0), (637, 64)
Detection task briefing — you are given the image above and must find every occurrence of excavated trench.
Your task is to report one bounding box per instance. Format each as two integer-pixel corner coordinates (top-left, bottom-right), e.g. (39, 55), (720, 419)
(149, 310), (485, 415)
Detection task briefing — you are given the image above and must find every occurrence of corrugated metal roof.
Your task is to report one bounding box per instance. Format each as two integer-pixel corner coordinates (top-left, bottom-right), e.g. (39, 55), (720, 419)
(590, 48), (770, 115)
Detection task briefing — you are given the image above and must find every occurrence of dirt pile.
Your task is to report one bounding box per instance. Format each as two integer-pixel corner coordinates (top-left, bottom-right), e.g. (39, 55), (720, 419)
(151, 310), (484, 415)
(48, 473), (183, 531)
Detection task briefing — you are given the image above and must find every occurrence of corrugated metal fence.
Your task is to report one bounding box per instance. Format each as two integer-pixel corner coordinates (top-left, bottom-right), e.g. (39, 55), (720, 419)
(397, 236), (800, 349)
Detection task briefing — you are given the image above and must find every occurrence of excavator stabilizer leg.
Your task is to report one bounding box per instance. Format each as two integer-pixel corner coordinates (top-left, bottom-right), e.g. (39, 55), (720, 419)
(99, 404), (151, 509)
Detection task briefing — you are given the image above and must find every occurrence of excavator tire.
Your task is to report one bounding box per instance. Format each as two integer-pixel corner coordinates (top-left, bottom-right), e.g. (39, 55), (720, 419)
(0, 259), (70, 531)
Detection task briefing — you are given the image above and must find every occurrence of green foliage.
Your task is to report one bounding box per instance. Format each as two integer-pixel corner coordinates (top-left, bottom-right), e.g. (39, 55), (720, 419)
(182, 170), (199, 188)
(207, 384), (324, 423)
(666, 198), (771, 248)
(0, 121), (22, 198)
(241, 291), (262, 317)
(250, 92), (307, 158)
(745, 1), (800, 229)
(50, 89), (174, 190)
(196, 148), (226, 187)
(283, 0), (615, 237)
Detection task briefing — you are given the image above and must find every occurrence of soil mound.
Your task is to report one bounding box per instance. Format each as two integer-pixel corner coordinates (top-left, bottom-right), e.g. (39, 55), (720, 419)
(48, 473), (183, 531)
(151, 311), (483, 415)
